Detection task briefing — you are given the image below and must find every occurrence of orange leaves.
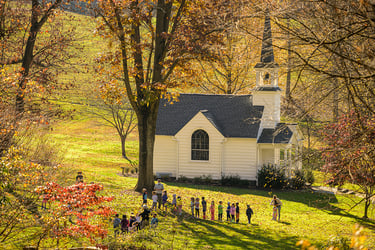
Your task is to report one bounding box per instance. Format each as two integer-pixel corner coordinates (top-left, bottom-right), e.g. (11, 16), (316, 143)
(37, 182), (115, 243)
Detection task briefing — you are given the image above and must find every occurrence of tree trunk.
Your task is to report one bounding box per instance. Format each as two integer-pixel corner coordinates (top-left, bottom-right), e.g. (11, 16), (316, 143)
(120, 135), (129, 160)
(363, 194), (370, 219)
(134, 101), (159, 192)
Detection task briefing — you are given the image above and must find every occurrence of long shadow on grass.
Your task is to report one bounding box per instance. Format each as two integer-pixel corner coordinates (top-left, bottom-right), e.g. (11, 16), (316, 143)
(165, 181), (338, 208)
(166, 182), (374, 229)
(179, 218), (299, 250)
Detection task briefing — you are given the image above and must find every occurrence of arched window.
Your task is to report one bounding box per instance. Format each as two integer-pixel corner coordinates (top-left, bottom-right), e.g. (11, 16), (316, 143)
(191, 129), (209, 161)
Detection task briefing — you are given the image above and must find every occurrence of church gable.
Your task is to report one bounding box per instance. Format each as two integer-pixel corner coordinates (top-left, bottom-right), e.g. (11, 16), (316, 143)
(156, 94), (264, 138)
(175, 111), (225, 139)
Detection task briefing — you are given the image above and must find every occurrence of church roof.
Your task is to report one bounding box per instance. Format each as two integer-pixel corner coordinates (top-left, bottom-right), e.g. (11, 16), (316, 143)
(257, 123), (293, 144)
(156, 94), (264, 138)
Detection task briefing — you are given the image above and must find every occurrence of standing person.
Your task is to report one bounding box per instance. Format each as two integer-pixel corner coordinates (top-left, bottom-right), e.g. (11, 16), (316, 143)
(128, 213), (137, 232)
(246, 205), (254, 224)
(139, 205), (151, 229)
(151, 213), (159, 228)
(230, 203), (236, 223)
(151, 191), (158, 211)
(235, 202), (240, 224)
(210, 201), (215, 220)
(154, 179), (164, 209)
(121, 215), (129, 233)
(195, 197), (200, 218)
(113, 214), (121, 236)
(177, 196), (183, 215)
(162, 191), (168, 212)
(201, 197), (207, 219)
(190, 197), (195, 217)
(218, 201), (223, 222)
(142, 188), (148, 205)
(270, 195), (282, 221)
(226, 202), (231, 222)
(172, 194), (177, 214)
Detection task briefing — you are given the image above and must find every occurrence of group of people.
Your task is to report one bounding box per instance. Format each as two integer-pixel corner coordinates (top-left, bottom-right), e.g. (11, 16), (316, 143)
(113, 179), (284, 236)
(113, 206), (159, 236)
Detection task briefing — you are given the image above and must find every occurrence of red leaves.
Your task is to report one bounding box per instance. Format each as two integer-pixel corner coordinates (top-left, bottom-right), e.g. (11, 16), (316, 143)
(36, 182), (115, 243)
(321, 111), (375, 187)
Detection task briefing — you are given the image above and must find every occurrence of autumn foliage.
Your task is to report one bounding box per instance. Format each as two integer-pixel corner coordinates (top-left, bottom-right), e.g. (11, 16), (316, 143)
(36, 182), (115, 243)
(321, 111), (375, 218)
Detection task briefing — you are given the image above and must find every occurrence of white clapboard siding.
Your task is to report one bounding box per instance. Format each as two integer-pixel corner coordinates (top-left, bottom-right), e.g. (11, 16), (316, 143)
(153, 135), (177, 177)
(223, 138), (258, 180)
(175, 112), (224, 179)
(253, 91), (280, 129)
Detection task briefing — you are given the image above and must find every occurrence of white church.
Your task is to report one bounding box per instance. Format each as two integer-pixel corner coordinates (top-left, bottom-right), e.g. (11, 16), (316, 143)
(153, 15), (303, 183)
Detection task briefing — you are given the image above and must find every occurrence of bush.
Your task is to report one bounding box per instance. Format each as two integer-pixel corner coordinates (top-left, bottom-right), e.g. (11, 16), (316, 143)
(288, 169), (306, 190)
(178, 175), (188, 183)
(257, 164), (286, 189)
(304, 169), (315, 184)
(221, 175), (241, 186)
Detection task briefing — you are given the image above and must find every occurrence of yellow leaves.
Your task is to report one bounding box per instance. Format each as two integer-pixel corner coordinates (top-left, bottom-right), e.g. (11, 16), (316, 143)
(296, 240), (318, 250)
(350, 224), (367, 250)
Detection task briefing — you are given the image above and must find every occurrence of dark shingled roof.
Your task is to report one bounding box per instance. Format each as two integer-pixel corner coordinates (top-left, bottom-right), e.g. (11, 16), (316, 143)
(257, 123), (293, 144)
(253, 86), (282, 91)
(156, 94), (264, 138)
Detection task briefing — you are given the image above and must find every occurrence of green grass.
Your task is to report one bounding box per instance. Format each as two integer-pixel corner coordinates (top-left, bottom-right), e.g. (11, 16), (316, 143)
(34, 8), (375, 250)
(45, 117), (375, 250)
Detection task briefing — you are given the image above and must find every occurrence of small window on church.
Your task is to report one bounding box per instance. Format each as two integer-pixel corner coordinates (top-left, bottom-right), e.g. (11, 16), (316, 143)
(263, 72), (271, 85)
(191, 129), (209, 161)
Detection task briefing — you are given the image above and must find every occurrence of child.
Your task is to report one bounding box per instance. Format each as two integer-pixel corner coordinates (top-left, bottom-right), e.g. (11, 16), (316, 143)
(151, 213), (159, 228)
(230, 203), (235, 222)
(210, 201), (215, 220)
(162, 191), (168, 212)
(172, 194), (177, 213)
(218, 201), (223, 222)
(226, 202), (231, 221)
(190, 197), (195, 217)
(142, 188), (147, 205)
(177, 196), (182, 215)
(41, 192), (48, 210)
(113, 214), (121, 236)
(128, 213), (137, 232)
(195, 197), (200, 218)
(246, 204), (254, 224)
(121, 214), (129, 233)
(235, 202), (240, 224)
(151, 191), (158, 210)
(201, 197), (207, 219)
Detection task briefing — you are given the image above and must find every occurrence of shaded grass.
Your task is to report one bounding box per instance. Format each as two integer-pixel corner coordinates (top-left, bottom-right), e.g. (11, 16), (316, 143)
(46, 115), (375, 249)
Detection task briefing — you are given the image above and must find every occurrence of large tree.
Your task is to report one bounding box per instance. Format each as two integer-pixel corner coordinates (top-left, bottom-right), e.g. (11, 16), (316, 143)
(322, 111), (375, 219)
(92, 0), (226, 192)
(0, 0), (77, 154)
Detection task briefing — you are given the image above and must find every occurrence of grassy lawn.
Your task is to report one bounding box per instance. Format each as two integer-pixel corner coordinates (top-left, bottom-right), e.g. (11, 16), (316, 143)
(38, 9), (375, 250)
(47, 117), (375, 250)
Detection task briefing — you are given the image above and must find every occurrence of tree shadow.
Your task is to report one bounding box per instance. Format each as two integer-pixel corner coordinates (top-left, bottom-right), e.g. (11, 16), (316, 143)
(178, 217), (299, 249)
(165, 181), (375, 229)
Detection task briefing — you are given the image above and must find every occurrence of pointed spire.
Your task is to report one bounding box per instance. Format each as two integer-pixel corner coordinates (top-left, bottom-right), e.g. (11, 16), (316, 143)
(254, 12), (279, 68)
(260, 14), (274, 63)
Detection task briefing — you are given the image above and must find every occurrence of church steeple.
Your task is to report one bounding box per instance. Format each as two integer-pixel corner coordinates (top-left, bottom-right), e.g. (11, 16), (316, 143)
(258, 14), (278, 66)
(252, 13), (281, 129)
(254, 12), (280, 90)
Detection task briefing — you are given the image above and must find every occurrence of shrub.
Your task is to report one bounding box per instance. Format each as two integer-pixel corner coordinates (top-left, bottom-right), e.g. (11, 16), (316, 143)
(288, 169), (306, 190)
(221, 175), (241, 186)
(304, 169), (315, 184)
(257, 164), (286, 189)
(178, 175), (188, 183)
